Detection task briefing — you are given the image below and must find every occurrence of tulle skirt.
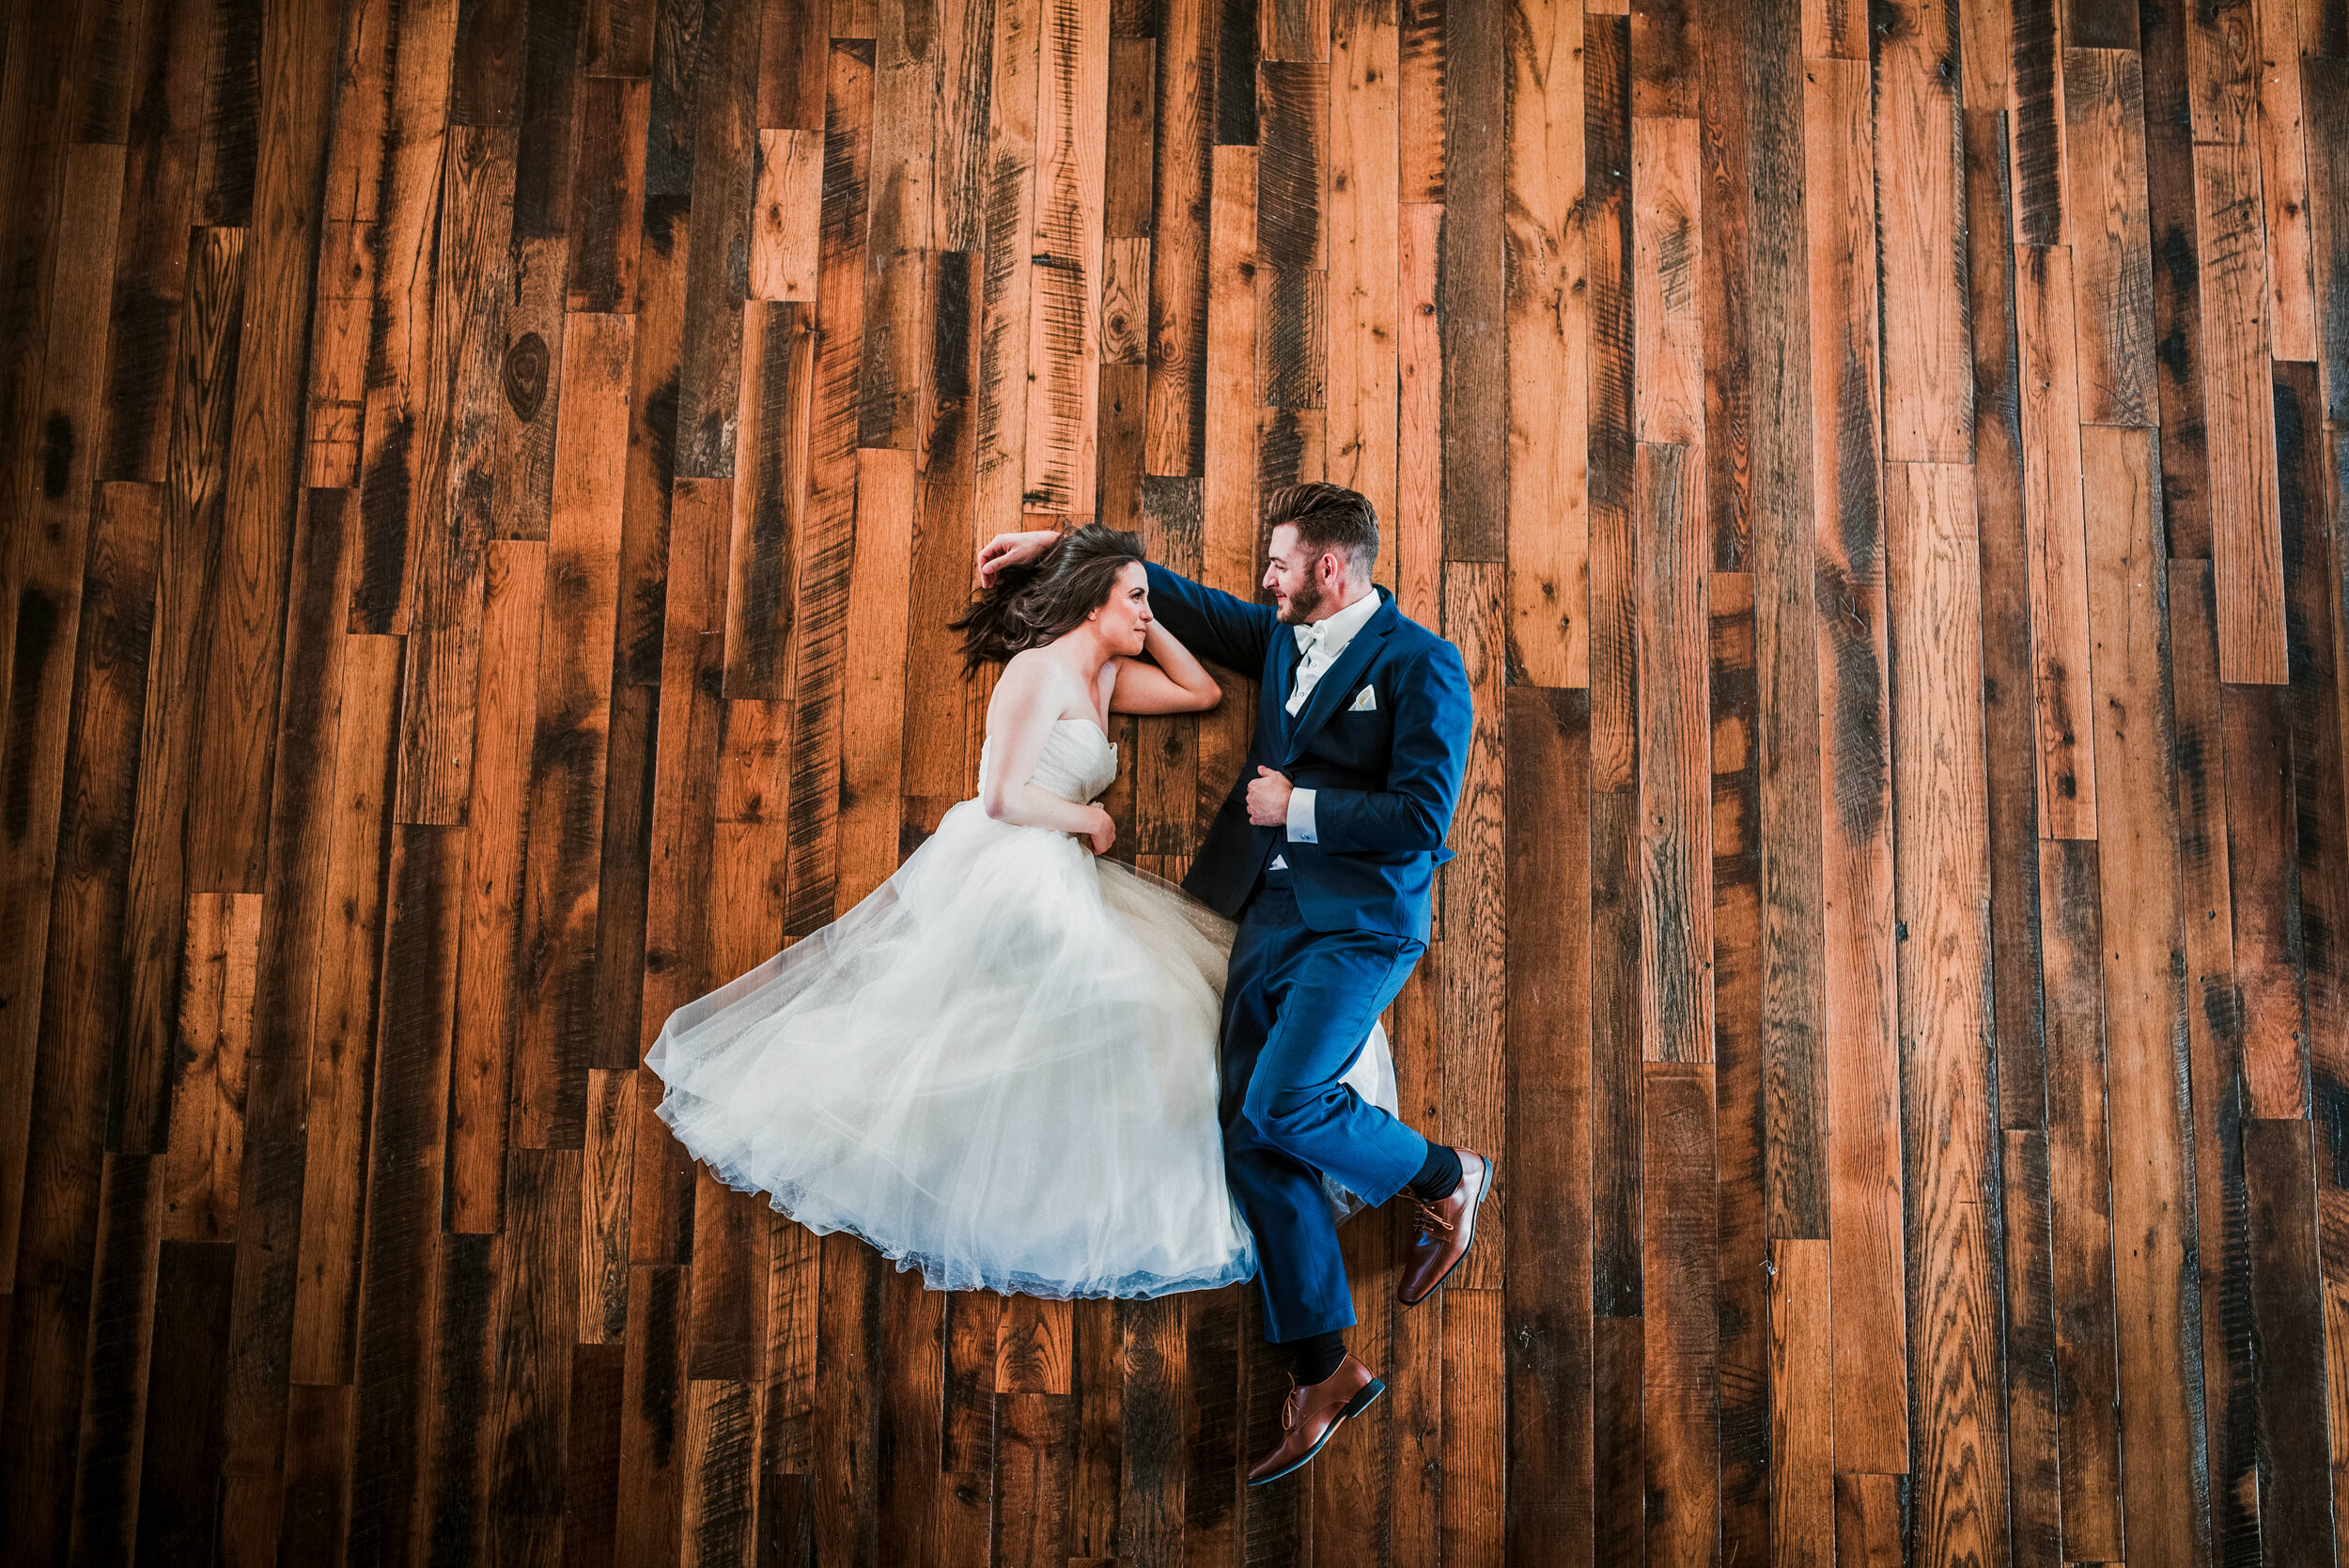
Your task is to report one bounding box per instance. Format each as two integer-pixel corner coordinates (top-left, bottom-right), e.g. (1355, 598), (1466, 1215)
(643, 797), (1396, 1299)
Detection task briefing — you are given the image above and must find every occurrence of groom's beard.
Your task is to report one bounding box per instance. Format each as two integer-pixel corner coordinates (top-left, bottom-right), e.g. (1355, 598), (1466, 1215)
(1278, 577), (1325, 624)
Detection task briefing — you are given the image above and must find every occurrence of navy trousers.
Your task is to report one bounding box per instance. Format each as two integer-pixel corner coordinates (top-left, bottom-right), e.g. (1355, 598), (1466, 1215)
(1221, 866), (1432, 1342)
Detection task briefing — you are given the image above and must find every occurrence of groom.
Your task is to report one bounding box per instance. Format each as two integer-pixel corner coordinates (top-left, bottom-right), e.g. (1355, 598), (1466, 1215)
(980, 483), (1493, 1484)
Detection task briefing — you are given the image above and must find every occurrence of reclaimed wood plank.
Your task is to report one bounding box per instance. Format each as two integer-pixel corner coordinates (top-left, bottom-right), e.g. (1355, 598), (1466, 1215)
(1886, 459), (2010, 1566)
(1632, 115), (1701, 452)
(673, 0), (762, 481)
(418, 1230), (504, 1565)
(1963, 108), (2052, 1139)
(1874, 0), (1972, 462)
(1504, 0), (1585, 686)
(1586, 13), (1635, 790)
(680, 1376), (757, 1568)
(1593, 1312), (1645, 1565)
(1696, 0), (1752, 574)
(2082, 421), (2210, 1568)
(132, 1239), (236, 1562)
(510, 310), (634, 1151)
(1024, 0), (1107, 513)
(1396, 198), (1443, 629)
(1708, 571), (1770, 1565)
(813, 1235), (880, 1562)
(980, 0), (1043, 518)
(1633, 443), (1712, 1066)
(445, 540), (539, 1234)
(1641, 1063), (1719, 1562)
(1443, 560), (1509, 1288)
(347, 824), (464, 1568)
(1590, 784), (1644, 1322)
(346, 0), (459, 637)
(1767, 1237), (1830, 1563)
(750, 128), (822, 303)
(1802, 55), (1907, 1478)
(614, 1263), (686, 1565)
(2165, 557), (2260, 1566)
(2037, 837), (2123, 1560)
(1145, 0), (1210, 475)
(1439, 0), (1503, 561)
(286, 631), (403, 1385)
(2141, 0), (2215, 559)
(567, 75), (651, 313)
(2247, 1117), (2338, 1556)
(2061, 49), (2155, 429)
(396, 123), (519, 830)
(1502, 685), (1593, 1563)
(1327, 0), (1398, 571)
(63, 1152), (163, 1565)
(904, 247), (980, 818)
(495, 236), (569, 542)
(2015, 244), (2097, 837)
(1439, 1287), (1506, 1568)
(1739, 0), (1828, 1245)
(2011, 0), (2065, 246)
(2193, 139), (2286, 683)
(726, 301), (816, 700)
(1255, 58), (1326, 413)
(1999, 1129), (2064, 1567)
(488, 1145), (583, 1568)
(163, 892), (259, 1240)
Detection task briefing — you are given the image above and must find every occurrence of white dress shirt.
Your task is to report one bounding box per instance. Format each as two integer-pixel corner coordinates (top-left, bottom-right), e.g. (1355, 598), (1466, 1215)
(1268, 587), (1382, 870)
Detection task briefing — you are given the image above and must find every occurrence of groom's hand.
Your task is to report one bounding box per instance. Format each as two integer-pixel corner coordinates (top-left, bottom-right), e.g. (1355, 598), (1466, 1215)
(1247, 767), (1293, 827)
(976, 528), (1064, 586)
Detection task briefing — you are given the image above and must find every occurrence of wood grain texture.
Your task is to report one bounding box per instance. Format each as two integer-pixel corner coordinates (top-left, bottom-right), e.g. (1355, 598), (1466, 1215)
(4, 5), (2341, 1559)
(1872, 0), (1972, 462)
(1504, 0), (1586, 687)
(2015, 243), (2098, 837)
(1886, 460), (2010, 1567)
(2193, 138), (2287, 683)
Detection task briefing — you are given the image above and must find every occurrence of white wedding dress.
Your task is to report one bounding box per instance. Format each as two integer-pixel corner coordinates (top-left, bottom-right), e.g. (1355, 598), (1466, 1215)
(644, 716), (1399, 1299)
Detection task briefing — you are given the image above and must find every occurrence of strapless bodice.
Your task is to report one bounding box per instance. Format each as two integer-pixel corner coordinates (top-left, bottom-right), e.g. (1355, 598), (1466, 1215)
(976, 717), (1119, 806)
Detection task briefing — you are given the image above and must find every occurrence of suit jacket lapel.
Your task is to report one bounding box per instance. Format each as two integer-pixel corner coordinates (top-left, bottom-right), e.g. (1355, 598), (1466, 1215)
(1278, 591), (1397, 768)
(1263, 623), (1301, 753)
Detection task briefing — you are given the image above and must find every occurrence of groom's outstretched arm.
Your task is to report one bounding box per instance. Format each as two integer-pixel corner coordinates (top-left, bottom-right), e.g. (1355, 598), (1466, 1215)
(1142, 561), (1277, 675)
(1306, 643), (1473, 854)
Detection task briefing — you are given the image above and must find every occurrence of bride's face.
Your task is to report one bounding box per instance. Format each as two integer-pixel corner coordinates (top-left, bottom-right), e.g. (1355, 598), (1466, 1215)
(1093, 562), (1154, 655)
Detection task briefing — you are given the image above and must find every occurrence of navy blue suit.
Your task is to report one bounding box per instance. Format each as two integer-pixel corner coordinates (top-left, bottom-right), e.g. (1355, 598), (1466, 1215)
(1143, 563), (1474, 1341)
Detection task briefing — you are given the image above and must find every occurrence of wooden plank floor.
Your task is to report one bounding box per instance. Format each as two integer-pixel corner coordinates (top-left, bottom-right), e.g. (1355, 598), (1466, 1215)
(0, 0), (2344, 1562)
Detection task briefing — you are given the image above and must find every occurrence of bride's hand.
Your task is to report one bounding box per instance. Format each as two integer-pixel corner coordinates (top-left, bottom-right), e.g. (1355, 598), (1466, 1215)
(1083, 805), (1117, 856)
(977, 529), (1064, 586)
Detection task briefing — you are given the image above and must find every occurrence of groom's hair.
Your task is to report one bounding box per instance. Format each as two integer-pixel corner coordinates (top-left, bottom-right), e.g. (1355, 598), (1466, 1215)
(1264, 483), (1378, 582)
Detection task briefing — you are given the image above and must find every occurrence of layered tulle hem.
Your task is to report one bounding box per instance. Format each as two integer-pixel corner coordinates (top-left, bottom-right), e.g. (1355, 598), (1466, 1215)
(656, 1094), (1262, 1300)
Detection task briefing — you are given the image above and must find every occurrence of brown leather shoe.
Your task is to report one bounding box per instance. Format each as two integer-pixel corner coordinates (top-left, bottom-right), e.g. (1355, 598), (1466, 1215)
(1245, 1354), (1387, 1486)
(1396, 1147), (1494, 1306)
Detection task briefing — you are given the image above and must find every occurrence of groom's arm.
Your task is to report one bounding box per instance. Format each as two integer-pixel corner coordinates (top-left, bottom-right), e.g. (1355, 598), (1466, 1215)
(1298, 643), (1473, 854)
(1142, 561), (1277, 675)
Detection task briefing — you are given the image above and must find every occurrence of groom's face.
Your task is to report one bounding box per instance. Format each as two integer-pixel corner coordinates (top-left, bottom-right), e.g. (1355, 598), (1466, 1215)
(1263, 524), (1336, 625)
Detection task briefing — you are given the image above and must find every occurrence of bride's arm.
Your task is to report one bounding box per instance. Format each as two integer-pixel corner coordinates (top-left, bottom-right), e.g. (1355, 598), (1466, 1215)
(979, 657), (1116, 847)
(1107, 622), (1221, 715)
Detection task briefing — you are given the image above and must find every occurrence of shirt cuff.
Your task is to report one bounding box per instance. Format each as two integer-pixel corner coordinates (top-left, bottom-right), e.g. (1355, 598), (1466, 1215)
(1285, 786), (1317, 843)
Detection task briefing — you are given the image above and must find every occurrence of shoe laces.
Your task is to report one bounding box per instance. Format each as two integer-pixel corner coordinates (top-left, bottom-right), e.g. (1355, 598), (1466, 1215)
(1409, 1192), (1457, 1241)
(1281, 1374), (1304, 1431)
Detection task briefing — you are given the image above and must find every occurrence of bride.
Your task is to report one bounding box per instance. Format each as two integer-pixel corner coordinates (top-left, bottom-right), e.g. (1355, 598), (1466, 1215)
(643, 523), (1398, 1298)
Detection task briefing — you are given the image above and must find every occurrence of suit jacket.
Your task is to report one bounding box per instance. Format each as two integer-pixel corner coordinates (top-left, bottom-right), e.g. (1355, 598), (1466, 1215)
(1142, 562), (1474, 939)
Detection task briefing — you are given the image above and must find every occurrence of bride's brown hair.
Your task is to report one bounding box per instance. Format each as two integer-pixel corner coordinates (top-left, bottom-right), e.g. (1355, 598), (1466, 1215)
(951, 523), (1150, 671)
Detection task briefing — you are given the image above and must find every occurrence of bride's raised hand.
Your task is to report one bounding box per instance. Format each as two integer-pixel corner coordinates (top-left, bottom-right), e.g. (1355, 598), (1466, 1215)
(977, 528), (1064, 586)
(1085, 805), (1117, 856)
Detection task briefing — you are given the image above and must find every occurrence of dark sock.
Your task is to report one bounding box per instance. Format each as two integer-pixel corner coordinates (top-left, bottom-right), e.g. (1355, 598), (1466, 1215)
(1288, 1329), (1347, 1386)
(1406, 1141), (1463, 1203)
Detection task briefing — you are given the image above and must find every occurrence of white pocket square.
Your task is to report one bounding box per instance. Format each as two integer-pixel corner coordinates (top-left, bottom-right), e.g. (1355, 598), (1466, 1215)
(1347, 685), (1377, 712)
